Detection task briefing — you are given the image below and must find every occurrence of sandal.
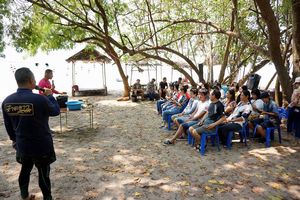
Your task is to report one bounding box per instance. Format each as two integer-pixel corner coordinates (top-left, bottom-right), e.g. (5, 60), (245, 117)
(163, 140), (174, 145)
(196, 144), (207, 150)
(177, 135), (188, 141)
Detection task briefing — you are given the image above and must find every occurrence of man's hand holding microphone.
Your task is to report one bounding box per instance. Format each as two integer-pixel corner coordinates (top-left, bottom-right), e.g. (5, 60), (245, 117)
(43, 88), (53, 96)
(35, 85), (53, 96)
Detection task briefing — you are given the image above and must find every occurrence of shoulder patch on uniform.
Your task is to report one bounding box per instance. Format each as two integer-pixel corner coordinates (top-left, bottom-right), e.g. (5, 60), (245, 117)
(4, 103), (34, 116)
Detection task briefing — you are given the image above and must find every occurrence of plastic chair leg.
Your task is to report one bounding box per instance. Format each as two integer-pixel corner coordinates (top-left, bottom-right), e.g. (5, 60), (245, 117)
(295, 125), (300, 138)
(216, 135), (220, 151)
(167, 115), (172, 130)
(253, 125), (258, 138)
(265, 128), (272, 148)
(200, 135), (207, 156)
(227, 132), (233, 150)
(188, 130), (194, 145)
(211, 135), (215, 146)
(278, 127), (282, 143)
(270, 129), (275, 140)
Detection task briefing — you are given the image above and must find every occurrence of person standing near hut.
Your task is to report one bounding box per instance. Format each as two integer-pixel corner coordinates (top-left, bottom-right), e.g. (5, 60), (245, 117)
(38, 69), (66, 95)
(159, 77), (168, 99)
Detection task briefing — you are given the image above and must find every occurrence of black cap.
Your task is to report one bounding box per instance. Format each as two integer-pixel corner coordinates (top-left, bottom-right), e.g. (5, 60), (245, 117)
(260, 92), (270, 99)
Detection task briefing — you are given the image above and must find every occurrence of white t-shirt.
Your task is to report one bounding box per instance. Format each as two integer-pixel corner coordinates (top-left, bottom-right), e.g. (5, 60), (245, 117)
(227, 101), (252, 126)
(193, 100), (210, 117)
(251, 99), (264, 115)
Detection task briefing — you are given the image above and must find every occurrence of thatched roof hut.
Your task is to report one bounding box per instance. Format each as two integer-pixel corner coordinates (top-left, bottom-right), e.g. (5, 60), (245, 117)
(66, 48), (111, 96)
(66, 48), (111, 63)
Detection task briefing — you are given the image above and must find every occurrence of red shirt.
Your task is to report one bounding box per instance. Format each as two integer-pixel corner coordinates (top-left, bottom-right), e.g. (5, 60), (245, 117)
(38, 78), (60, 94)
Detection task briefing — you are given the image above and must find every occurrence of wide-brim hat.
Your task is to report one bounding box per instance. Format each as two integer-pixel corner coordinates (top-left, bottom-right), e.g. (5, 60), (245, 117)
(293, 77), (300, 84)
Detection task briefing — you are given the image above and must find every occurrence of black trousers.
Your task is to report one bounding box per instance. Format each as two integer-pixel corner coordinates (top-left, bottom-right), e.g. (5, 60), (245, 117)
(17, 152), (55, 200)
(218, 123), (242, 144)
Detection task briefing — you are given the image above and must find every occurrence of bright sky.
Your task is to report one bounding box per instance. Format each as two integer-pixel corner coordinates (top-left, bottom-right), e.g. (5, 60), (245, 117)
(0, 45), (278, 101)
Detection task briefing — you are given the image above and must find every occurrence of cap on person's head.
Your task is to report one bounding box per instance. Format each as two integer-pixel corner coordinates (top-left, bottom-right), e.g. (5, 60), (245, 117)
(260, 92), (270, 99)
(293, 77), (300, 84)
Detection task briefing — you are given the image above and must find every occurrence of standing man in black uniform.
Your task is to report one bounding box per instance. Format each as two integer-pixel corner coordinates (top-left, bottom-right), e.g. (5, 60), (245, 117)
(159, 77), (168, 99)
(1, 67), (60, 200)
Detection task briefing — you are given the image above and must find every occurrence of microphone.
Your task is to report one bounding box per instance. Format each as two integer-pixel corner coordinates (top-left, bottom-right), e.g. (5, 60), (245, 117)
(35, 85), (45, 92)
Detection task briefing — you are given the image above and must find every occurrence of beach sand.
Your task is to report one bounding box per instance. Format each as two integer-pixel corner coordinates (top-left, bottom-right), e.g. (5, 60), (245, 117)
(0, 93), (300, 200)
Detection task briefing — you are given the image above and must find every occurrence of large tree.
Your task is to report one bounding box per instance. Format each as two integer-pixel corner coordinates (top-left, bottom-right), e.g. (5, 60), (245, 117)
(292, 0), (300, 79)
(8, 0), (132, 97)
(255, 0), (292, 100)
(0, 0), (10, 56)
(4, 0), (295, 101)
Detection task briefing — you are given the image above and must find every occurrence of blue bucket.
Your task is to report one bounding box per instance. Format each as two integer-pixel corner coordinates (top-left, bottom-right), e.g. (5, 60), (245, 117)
(66, 101), (82, 110)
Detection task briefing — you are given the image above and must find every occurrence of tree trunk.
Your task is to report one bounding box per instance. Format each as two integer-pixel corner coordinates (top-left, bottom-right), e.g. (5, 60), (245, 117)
(255, 0), (292, 101)
(106, 47), (130, 97)
(115, 58), (130, 97)
(208, 39), (214, 83)
(292, 0), (300, 79)
(274, 78), (282, 106)
(198, 63), (204, 83)
(218, 7), (235, 83)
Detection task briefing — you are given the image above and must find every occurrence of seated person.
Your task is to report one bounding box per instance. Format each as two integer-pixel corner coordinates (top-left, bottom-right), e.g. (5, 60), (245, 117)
(144, 78), (159, 101)
(251, 92), (280, 142)
(287, 77), (300, 137)
(160, 84), (180, 113)
(248, 89), (264, 126)
(157, 83), (174, 114)
(159, 77), (168, 99)
(172, 88), (199, 127)
(161, 87), (189, 128)
(214, 82), (225, 99)
(217, 90), (252, 145)
(163, 88), (209, 145)
(131, 79), (144, 101)
(38, 69), (66, 95)
(236, 85), (248, 104)
(189, 89), (225, 148)
(222, 89), (236, 116)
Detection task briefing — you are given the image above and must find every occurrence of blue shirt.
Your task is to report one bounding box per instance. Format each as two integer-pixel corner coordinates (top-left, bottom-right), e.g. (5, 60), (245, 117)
(263, 100), (279, 121)
(2, 88), (60, 156)
(183, 98), (198, 115)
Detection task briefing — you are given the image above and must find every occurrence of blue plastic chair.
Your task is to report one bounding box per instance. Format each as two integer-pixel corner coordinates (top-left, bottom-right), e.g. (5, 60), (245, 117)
(187, 130), (195, 146)
(286, 107), (300, 138)
(166, 100), (189, 130)
(253, 122), (282, 148)
(200, 128), (220, 156)
(225, 122), (249, 149)
(278, 107), (288, 119)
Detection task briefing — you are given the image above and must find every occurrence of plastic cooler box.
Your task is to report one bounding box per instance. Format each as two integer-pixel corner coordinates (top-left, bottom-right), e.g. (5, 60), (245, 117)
(65, 101), (82, 110)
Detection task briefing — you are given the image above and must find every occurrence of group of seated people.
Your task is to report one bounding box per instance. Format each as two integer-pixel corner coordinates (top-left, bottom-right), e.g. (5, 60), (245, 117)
(131, 77), (183, 102)
(154, 78), (300, 150)
(131, 78), (164, 101)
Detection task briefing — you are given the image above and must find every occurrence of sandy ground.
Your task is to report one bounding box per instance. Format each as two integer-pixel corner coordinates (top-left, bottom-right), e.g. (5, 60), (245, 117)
(0, 94), (300, 200)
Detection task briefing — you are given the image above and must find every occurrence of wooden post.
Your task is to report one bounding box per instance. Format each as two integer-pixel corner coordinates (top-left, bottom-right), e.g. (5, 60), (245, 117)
(72, 61), (75, 86)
